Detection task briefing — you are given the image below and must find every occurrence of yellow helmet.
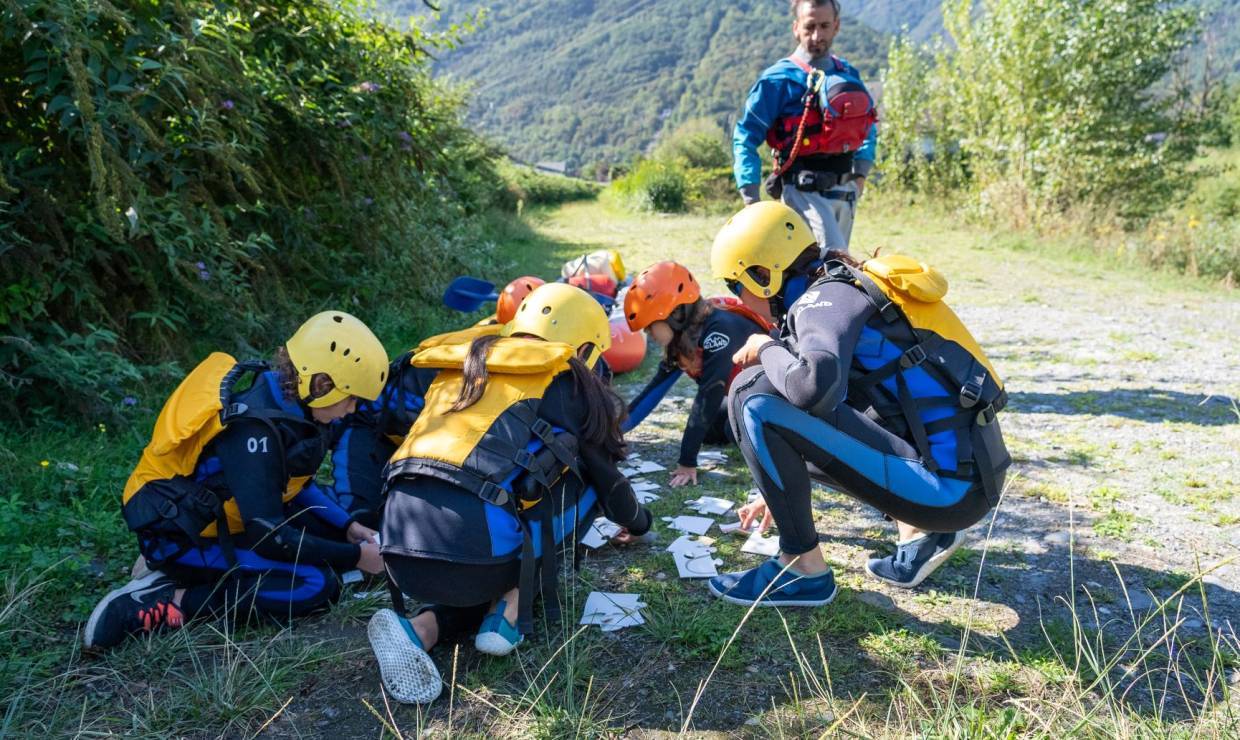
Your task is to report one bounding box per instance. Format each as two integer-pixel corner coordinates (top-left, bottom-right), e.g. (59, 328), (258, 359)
(502, 283), (612, 368)
(285, 311), (388, 408)
(710, 201), (817, 299)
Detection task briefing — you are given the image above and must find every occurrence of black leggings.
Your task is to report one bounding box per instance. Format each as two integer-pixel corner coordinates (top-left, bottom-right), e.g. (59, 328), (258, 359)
(729, 367), (994, 555)
(384, 556), (523, 643)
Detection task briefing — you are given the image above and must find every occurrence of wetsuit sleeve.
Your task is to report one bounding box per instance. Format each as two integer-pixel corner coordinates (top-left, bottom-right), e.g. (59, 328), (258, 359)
(623, 363), (682, 433)
(733, 73), (786, 189)
(215, 421), (360, 569)
(580, 443), (652, 536)
(678, 340), (735, 468)
(291, 480), (353, 530)
(757, 283), (873, 411)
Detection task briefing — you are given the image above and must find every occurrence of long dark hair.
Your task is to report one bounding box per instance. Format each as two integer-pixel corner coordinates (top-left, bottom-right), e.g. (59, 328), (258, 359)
(273, 346), (334, 404)
(451, 334), (628, 459)
(665, 298), (713, 371)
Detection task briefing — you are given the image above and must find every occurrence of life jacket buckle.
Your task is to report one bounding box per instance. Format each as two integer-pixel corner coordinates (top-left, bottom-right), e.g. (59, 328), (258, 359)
(976, 403), (998, 427)
(221, 402), (249, 423)
(530, 418), (553, 440)
(514, 449), (536, 470)
(899, 345), (927, 369)
(478, 481), (510, 508)
(960, 380), (983, 408)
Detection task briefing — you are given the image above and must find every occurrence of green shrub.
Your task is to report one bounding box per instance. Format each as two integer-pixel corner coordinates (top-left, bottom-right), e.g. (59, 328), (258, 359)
(0, 0), (500, 418)
(610, 158), (688, 213)
(495, 160), (601, 209)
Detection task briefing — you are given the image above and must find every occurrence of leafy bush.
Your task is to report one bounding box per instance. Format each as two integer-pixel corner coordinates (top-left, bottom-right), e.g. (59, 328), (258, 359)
(0, 0), (500, 418)
(610, 158), (688, 213)
(495, 160), (601, 209)
(878, 0), (1203, 222)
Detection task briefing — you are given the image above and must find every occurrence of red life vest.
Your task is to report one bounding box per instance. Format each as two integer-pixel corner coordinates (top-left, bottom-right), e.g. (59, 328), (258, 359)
(765, 55), (877, 164)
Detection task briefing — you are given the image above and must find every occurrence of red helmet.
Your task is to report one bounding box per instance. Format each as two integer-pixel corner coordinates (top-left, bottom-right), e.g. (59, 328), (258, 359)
(623, 261), (701, 331)
(496, 276), (546, 324)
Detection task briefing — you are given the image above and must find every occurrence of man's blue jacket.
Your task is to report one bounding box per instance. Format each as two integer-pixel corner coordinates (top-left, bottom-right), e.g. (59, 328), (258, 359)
(732, 53), (878, 190)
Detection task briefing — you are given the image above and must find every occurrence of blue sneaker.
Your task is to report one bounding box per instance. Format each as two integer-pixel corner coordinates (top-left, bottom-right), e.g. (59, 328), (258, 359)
(865, 531), (963, 589)
(474, 599), (523, 656)
(707, 559), (838, 607)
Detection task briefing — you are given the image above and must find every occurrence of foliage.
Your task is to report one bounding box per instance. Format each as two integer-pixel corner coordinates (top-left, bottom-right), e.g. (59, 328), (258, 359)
(609, 158), (688, 214)
(878, 0), (1204, 223)
(0, 0), (501, 417)
(400, 0), (888, 171)
(494, 160), (601, 211)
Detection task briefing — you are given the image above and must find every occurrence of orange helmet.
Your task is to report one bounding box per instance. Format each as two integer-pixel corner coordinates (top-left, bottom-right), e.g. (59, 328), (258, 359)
(623, 261), (701, 331)
(495, 276), (546, 324)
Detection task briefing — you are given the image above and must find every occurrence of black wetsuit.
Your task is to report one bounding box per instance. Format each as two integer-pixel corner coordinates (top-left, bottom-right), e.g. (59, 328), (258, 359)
(145, 372), (357, 620)
(305, 355), (438, 529)
(626, 308), (765, 466)
(729, 278), (1002, 556)
(381, 370), (652, 641)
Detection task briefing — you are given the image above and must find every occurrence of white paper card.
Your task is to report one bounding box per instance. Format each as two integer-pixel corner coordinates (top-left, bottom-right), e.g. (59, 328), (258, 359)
(673, 549), (723, 578)
(633, 460), (666, 474)
(665, 534), (716, 554)
(634, 490), (661, 504)
(581, 592), (646, 631)
(580, 517), (622, 549)
(663, 515), (715, 535)
(631, 480), (662, 492)
(342, 569), (363, 585)
(685, 496), (735, 516)
(741, 531), (781, 557)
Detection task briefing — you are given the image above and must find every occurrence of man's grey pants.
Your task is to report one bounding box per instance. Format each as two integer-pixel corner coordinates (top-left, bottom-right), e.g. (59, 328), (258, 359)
(781, 180), (859, 252)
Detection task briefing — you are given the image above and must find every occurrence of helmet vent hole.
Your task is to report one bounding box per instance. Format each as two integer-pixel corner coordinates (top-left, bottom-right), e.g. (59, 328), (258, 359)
(785, 222), (794, 231)
(343, 348), (351, 357)
(541, 306), (552, 315)
(380, 371), (387, 381)
(677, 282), (683, 293)
(355, 357), (361, 363)
(628, 313), (636, 320)
(332, 315), (344, 323)
(330, 341), (337, 352)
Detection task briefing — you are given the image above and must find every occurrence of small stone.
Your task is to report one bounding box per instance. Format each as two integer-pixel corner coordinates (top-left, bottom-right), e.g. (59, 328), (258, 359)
(1084, 581), (1105, 592)
(322, 707), (340, 720)
(855, 591), (896, 611)
(744, 716), (761, 726)
(1126, 590), (1154, 611)
(1099, 606), (1113, 615)
(1044, 531), (1071, 546)
(654, 572), (667, 581)
(1183, 618), (1204, 630)
(1202, 575), (1225, 588)
(746, 664), (759, 674)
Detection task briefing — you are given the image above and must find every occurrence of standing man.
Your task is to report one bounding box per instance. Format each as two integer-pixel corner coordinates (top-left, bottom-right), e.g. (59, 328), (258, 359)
(733, 0), (878, 251)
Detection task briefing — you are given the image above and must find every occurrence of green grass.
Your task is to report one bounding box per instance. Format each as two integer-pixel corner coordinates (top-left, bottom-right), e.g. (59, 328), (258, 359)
(3, 196), (1239, 736)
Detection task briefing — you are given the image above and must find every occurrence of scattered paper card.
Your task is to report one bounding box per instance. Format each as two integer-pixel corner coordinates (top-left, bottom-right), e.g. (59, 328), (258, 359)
(665, 534), (716, 554)
(741, 531), (781, 557)
(580, 517), (622, 549)
(663, 514), (715, 535)
(634, 490), (661, 504)
(685, 496), (735, 516)
(719, 520), (752, 534)
(633, 460), (666, 474)
(697, 450), (728, 463)
(619, 467), (640, 478)
(673, 548), (723, 578)
(342, 569), (363, 585)
(631, 479), (662, 492)
(581, 592), (647, 632)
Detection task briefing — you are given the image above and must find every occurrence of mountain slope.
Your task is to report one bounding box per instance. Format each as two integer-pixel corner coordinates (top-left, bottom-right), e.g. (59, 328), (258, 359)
(383, 0), (888, 170)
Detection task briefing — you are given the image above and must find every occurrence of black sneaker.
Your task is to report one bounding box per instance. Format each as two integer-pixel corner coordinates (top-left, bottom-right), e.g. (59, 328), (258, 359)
(865, 532), (963, 589)
(83, 571), (184, 649)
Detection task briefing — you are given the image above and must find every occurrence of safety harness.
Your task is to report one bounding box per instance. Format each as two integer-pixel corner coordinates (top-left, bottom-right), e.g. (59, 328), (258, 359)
(381, 333), (585, 634)
(121, 353), (319, 568)
(763, 55), (878, 198)
(819, 257), (1010, 506)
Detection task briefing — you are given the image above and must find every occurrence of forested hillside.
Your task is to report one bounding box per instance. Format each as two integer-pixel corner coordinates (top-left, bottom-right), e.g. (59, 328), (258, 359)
(380, 0), (888, 171)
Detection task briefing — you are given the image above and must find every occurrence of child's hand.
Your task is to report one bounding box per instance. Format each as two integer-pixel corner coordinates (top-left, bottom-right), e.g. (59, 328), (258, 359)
(737, 496), (773, 534)
(669, 465), (697, 487)
(347, 521), (379, 544)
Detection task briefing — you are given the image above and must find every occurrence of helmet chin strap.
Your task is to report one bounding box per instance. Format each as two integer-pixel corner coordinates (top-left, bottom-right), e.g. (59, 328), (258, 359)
(770, 258), (824, 320)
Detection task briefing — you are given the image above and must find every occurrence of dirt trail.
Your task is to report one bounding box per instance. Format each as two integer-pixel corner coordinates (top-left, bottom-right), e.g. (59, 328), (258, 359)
(273, 200), (1239, 736)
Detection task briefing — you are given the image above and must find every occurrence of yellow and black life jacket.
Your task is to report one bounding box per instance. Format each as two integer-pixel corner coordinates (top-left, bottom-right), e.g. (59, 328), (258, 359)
(382, 331), (584, 633)
(121, 353), (318, 564)
(822, 256), (1010, 505)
